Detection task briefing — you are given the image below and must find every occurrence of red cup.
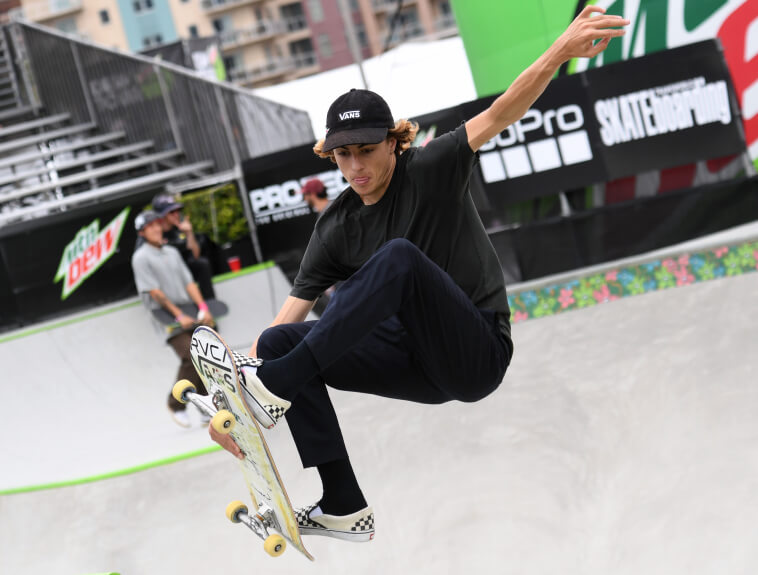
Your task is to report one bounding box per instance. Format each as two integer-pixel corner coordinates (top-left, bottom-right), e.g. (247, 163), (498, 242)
(227, 256), (241, 272)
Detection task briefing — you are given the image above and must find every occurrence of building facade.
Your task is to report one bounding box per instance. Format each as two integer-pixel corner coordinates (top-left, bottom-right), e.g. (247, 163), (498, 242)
(8, 0), (457, 87)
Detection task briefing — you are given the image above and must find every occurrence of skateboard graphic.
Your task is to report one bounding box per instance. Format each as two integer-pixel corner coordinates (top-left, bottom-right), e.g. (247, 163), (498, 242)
(172, 326), (314, 560)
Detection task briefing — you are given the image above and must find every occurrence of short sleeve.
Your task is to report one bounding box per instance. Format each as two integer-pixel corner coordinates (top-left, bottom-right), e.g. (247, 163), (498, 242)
(131, 250), (160, 294)
(406, 124), (476, 201)
(290, 228), (343, 301)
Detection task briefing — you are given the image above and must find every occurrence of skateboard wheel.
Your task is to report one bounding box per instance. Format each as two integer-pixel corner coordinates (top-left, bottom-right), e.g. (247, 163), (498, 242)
(172, 380), (196, 404)
(225, 500), (248, 523)
(211, 410), (236, 435)
(264, 534), (286, 557)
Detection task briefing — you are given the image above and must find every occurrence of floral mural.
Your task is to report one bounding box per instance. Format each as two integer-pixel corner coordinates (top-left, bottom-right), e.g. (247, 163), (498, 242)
(508, 241), (758, 323)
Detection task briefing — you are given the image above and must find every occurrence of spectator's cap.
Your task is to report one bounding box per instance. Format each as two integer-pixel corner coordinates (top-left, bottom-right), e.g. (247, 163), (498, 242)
(301, 178), (326, 198)
(323, 89), (394, 152)
(152, 193), (183, 216)
(135, 210), (161, 232)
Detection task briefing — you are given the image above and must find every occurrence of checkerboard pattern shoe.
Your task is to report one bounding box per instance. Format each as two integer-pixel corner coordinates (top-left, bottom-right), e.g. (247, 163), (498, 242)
(232, 351), (291, 430)
(295, 504), (376, 542)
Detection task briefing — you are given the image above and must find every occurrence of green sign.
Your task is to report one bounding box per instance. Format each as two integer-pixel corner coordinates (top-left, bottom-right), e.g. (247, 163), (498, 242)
(451, 0), (577, 98)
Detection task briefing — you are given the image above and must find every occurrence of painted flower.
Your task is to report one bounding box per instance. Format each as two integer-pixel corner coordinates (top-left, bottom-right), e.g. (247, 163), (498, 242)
(654, 266), (676, 288)
(605, 270), (618, 282)
(558, 288), (575, 309)
(593, 284), (618, 303)
(625, 276), (646, 295)
(573, 283), (597, 308)
(714, 246), (728, 258)
(522, 291), (539, 306)
(512, 311), (529, 323)
(617, 269), (636, 286)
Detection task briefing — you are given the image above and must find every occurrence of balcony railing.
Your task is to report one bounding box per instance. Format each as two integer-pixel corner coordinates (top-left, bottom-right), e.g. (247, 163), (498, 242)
(15, 0), (83, 22)
(228, 58), (294, 84)
(227, 51), (317, 84)
(218, 20), (284, 48)
(386, 23), (424, 46)
(201, 0), (264, 13)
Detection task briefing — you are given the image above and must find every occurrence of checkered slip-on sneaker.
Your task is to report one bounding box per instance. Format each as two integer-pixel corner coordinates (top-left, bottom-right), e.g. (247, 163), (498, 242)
(232, 351), (291, 430)
(295, 504), (376, 542)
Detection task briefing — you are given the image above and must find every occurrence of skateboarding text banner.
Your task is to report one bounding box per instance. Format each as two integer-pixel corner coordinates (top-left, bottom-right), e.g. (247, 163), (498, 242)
(586, 40), (744, 180)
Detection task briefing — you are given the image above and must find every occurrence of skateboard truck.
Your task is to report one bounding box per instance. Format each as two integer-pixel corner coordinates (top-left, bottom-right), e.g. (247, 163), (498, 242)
(226, 501), (287, 557)
(172, 381), (238, 436)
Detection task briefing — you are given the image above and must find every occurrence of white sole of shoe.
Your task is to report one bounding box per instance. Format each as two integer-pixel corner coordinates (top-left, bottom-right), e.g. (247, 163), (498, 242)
(239, 380), (276, 429)
(298, 526), (375, 542)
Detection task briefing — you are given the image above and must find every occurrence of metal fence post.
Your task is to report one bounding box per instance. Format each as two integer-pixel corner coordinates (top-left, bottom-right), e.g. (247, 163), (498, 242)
(70, 41), (97, 126)
(214, 85), (264, 264)
(154, 64), (184, 154)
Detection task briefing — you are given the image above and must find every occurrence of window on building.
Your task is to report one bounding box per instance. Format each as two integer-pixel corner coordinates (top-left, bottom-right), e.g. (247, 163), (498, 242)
(133, 0), (154, 12)
(308, 0), (324, 22)
(99, 9), (110, 24)
(280, 3), (307, 32)
(223, 54), (240, 71)
(317, 33), (332, 59)
(189, 25), (199, 38)
(212, 15), (231, 33)
(353, 22), (368, 48)
(289, 38), (315, 68)
(56, 17), (77, 34)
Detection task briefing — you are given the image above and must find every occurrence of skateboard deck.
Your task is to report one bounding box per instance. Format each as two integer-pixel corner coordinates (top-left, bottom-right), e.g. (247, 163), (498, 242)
(152, 299), (229, 327)
(181, 326), (314, 560)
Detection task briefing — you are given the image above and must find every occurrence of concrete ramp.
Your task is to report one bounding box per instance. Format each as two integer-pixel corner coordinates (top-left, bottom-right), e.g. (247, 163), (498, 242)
(2, 268), (757, 574)
(0, 265), (295, 492)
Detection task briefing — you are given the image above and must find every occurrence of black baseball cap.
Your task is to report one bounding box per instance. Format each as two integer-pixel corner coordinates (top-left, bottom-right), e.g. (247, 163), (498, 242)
(152, 193), (183, 217)
(322, 89), (395, 152)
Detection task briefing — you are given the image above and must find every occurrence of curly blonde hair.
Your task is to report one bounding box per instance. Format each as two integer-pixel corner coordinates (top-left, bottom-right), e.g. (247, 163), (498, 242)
(313, 119), (419, 163)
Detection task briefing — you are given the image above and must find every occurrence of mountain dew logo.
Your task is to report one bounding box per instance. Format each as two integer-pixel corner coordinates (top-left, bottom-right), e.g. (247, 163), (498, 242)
(571, 0), (757, 164)
(54, 207), (130, 300)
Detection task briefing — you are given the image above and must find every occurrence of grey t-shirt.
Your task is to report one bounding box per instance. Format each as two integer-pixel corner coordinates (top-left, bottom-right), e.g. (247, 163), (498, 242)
(132, 242), (194, 340)
(292, 124), (512, 343)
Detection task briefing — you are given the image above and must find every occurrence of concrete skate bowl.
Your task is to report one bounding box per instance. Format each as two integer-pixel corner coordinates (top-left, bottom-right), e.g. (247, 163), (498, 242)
(2, 238), (757, 575)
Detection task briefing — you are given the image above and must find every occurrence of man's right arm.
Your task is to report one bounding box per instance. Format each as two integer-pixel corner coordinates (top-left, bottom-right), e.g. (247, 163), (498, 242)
(249, 295), (315, 356)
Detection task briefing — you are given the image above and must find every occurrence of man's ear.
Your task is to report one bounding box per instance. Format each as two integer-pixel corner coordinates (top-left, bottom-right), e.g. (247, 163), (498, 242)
(388, 138), (397, 154)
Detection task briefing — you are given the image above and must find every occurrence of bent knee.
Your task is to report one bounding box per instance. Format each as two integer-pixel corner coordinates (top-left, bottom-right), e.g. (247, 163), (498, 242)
(257, 326), (294, 359)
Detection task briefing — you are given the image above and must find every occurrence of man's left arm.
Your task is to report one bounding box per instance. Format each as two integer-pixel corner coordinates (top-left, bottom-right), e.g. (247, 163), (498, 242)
(178, 217), (201, 259)
(185, 281), (214, 325)
(465, 6), (628, 152)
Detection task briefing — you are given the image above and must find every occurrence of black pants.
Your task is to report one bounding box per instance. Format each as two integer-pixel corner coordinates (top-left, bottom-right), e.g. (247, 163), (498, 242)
(167, 330), (208, 412)
(257, 239), (512, 468)
(186, 256), (216, 300)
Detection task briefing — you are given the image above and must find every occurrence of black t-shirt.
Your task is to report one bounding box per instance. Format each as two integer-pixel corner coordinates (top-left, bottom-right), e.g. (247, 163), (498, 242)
(292, 124), (512, 342)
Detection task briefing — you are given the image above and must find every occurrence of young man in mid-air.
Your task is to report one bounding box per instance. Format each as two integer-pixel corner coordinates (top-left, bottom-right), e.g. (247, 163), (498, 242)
(211, 6), (628, 541)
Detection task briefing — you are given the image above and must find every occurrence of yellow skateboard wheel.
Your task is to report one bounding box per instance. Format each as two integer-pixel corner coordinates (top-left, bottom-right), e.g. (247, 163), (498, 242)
(172, 380), (196, 404)
(264, 534), (286, 557)
(225, 500), (247, 523)
(211, 410), (236, 435)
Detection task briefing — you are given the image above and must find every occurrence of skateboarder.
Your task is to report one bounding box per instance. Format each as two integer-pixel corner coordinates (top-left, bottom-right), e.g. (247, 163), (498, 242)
(211, 6), (628, 540)
(132, 209), (216, 428)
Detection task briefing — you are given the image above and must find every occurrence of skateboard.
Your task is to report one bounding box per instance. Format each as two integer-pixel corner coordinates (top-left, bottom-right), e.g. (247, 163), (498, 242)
(152, 299), (229, 329)
(172, 326), (314, 560)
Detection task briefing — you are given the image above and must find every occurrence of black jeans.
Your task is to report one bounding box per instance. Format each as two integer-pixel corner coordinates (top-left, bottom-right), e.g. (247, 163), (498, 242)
(257, 239), (511, 467)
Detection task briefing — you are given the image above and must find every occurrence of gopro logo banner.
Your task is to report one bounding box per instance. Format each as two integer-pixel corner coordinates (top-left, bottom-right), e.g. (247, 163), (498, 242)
(478, 104), (594, 183)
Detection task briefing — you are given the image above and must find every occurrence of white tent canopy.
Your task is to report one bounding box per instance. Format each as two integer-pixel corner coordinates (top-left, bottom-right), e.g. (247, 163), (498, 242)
(254, 37), (478, 139)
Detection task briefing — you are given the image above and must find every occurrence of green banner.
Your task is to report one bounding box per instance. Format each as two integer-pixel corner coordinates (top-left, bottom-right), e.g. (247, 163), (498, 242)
(451, 0), (577, 98)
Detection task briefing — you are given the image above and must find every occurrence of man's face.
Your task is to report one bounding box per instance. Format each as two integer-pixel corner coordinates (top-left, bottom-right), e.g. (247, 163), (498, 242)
(333, 138), (396, 205)
(139, 219), (163, 245)
(164, 209), (182, 227)
(303, 193), (317, 209)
